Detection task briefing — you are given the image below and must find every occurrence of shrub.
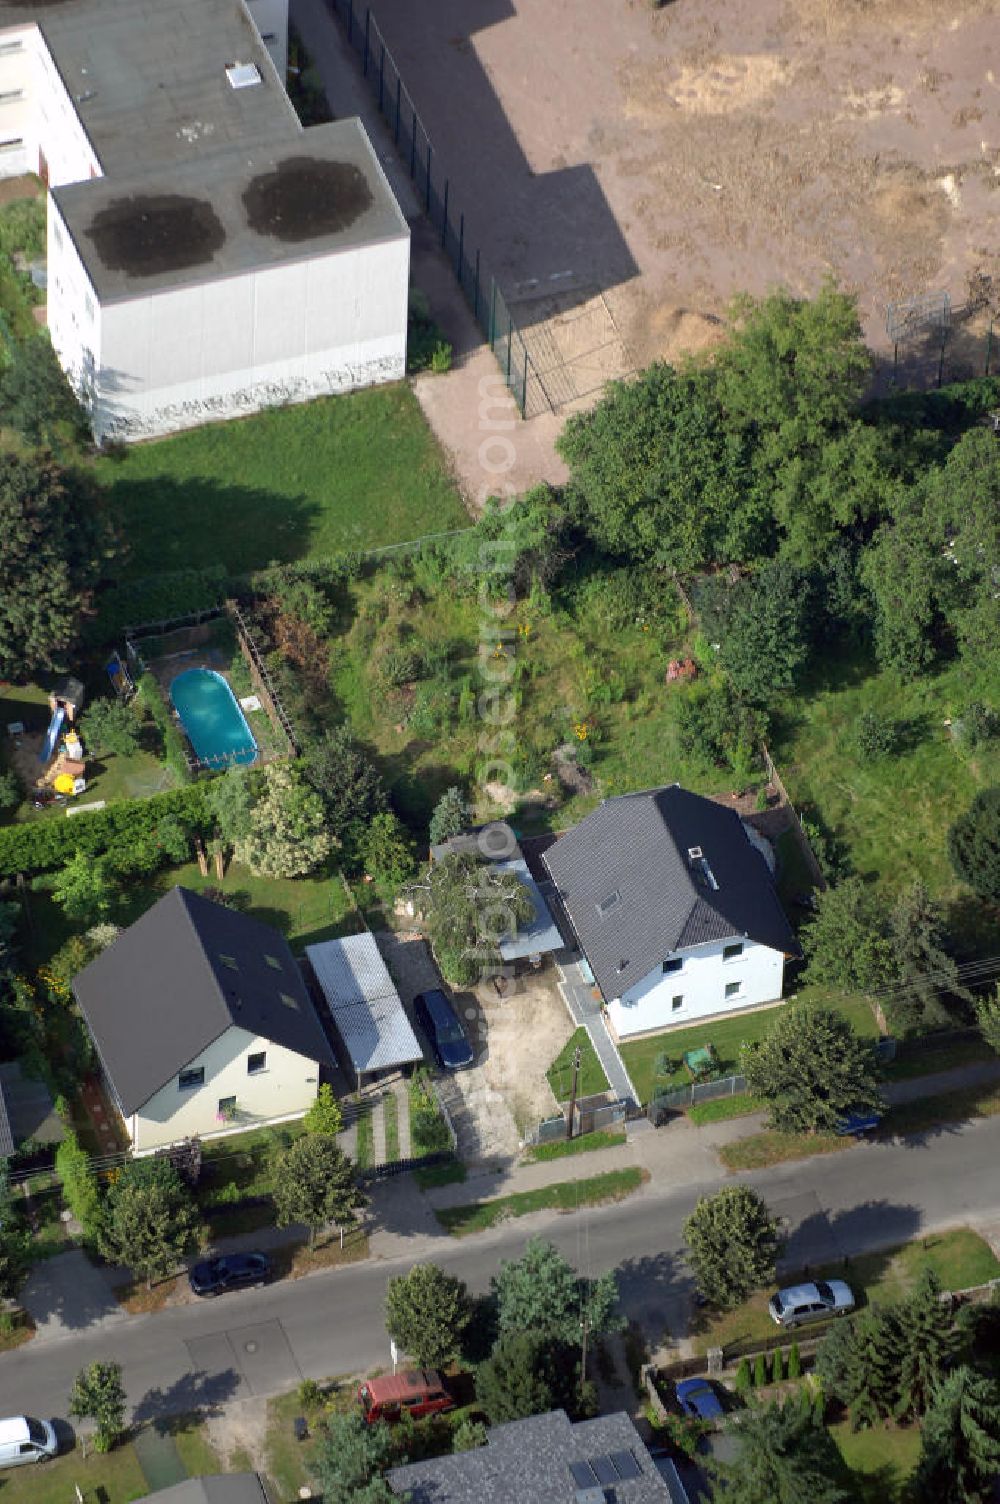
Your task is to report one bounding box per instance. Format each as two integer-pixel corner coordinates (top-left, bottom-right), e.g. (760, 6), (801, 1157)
(138, 674), (192, 783)
(854, 710), (899, 761)
(409, 1070), (452, 1156)
(788, 1342), (802, 1381)
(55, 1128), (102, 1242)
(772, 1346), (784, 1383)
(430, 341), (453, 374)
(734, 1357), (752, 1398)
(87, 566), (228, 643)
(956, 701), (1000, 748)
(754, 1352), (768, 1388)
(0, 768), (21, 811)
(378, 645), (424, 689)
(0, 782), (210, 877)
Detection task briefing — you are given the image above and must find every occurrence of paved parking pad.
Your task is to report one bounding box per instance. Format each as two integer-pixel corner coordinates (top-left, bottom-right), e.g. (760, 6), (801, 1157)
(187, 1319), (301, 1399)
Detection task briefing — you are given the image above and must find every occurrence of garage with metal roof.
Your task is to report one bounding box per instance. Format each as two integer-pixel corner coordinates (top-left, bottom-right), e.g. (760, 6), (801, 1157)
(306, 934), (424, 1089)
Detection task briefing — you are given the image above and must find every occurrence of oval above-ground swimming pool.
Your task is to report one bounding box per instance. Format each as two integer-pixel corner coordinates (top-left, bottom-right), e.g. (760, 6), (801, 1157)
(169, 668), (258, 768)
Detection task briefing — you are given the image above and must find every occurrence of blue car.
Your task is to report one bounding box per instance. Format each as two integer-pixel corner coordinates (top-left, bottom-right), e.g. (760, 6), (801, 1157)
(414, 989), (474, 1071)
(835, 1111), (882, 1138)
(675, 1377), (725, 1422)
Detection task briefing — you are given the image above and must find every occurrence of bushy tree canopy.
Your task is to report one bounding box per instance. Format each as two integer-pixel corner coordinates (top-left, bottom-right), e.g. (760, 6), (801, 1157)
(683, 1187), (781, 1308)
(272, 1133), (362, 1246)
(68, 1360), (127, 1453)
(709, 1394), (852, 1504)
(309, 1411), (395, 1504)
(429, 786), (472, 847)
(235, 763), (334, 879)
(385, 1262), (471, 1370)
(476, 1330), (583, 1425)
(695, 559), (813, 704)
(0, 452), (110, 679)
(948, 787), (1000, 904)
(422, 850), (534, 986)
(81, 697), (140, 759)
(302, 727), (387, 854)
(912, 1367), (1000, 1504)
(801, 878), (898, 994)
(98, 1158), (200, 1289)
(741, 1005), (882, 1134)
(492, 1237), (620, 1347)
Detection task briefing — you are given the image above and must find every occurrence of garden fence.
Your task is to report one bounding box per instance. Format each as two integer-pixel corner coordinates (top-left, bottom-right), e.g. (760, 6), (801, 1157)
(227, 599), (299, 758)
(322, 0), (549, 418)
(647, 1072), (747, 1123)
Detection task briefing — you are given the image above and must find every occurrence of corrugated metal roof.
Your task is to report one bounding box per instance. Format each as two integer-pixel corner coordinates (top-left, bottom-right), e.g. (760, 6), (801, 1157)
(495, 858), (565, 961)
(306, 935), (423, 1077)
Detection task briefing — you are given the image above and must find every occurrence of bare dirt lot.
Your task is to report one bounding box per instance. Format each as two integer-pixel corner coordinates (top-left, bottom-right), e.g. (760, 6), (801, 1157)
(368, 0), (1000, 401)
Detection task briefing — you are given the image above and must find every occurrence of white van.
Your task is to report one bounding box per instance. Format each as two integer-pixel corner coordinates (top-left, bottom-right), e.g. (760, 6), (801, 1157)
(0, 1415), (59, 1466)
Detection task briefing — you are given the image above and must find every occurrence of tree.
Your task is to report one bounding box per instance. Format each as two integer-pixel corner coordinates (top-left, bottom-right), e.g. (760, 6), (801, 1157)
(886, 880), (971, 1034)
(911, 1367), (1000, 1504)
(0, 1166), (30, 1300)
(80, 698), (139, 759)
(420, 850), (535, 986)
(98, 1158), (200, 1289)
(51, 852), (117, 924)
(476, 1331), (582, 1424)
(235, 762), (334, 879)
(741, 1006), (882, 1134)
(362, 811), (416, 896)
(302, 727), (387, 851)
(801, 878), (898, 994)
(310, 1411), (394, 1504)
(895, 1268), (955, 1421)
(206, 768), (254, 848)
(558, 362), (762, 571)
(272, 1133), (362, 1247)
(847, 1305), (905, 1429)
(429, 786), (472, 846)
(492, 1236), (620, 1347)
(948, 788), (1000, 904)
(384, 1263), (471, 1369)
(683, 1187), (781, 1308)
(0, 332), (87, 445)
(68, 1360), (127, 1453)
(975, 986), (1000, 1054)
(695, 560), (813, 705)
(302, 1082), (343, 1137)
(708, 1393), (852, 1504)
(0, 452), (110, 679)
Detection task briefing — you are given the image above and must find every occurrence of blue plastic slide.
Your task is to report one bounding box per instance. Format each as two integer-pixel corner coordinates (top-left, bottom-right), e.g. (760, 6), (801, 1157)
(39, 703), (65, 763)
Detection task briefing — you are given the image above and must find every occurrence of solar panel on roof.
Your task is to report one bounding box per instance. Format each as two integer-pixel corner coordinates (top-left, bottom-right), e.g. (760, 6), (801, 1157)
(569, 1459), (598, 1488)
(610, 1449), (641, 1481)
(591, 1454), (618, 1485)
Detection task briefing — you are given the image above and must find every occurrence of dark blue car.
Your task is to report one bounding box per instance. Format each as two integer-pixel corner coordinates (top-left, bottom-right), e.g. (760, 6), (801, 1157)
(189, 1252), (270, 1298)
(414, 988), (474, 1071)
(675, 1377), (725, 1422)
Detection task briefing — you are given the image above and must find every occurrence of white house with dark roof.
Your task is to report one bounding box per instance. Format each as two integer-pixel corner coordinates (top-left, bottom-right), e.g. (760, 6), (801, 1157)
(542, 785), (799, 1040)
(0, 0), (409, 441)
(72, 887), (334, 1153)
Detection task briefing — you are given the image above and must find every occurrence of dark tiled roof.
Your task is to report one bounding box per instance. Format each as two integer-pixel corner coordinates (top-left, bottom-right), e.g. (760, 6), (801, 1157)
(542, 785), (798, 1000)
(388, 1410), (673, 1503)
(73, 887), (333, 1115)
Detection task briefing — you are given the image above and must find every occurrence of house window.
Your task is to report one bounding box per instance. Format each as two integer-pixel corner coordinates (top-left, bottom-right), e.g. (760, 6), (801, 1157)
(671, 995), (684, 1012)
(218, 1095), (236, 1115)
(280, 992), (300, 1010)
(178, 1067), (204, 1090)
(723, 943), (744, 962)
(0, 89), (24, 104)
(264, 954), (283, 971)
(662, 957), (683, 975)
(0, 40), (24, 55)
(219, 954), (239, 971)
(724, 981), (742, 999)
(247, 1051), (267, 1075)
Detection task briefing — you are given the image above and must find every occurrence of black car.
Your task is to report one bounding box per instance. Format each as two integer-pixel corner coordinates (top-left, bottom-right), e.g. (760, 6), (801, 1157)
(414, 988), (474, 1071)
(188, 1252), (270, 1298)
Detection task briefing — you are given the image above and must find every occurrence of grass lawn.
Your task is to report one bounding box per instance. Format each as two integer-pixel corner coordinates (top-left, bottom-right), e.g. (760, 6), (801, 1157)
(772, 648), (1000, 899)
(619, 993), (879, 1106)
(719, 1127), (848, 1171)
(414, 1157), (467, 1190)
(525, 1129), (627, 1162)
(436, 1167), (646, 1236)
(383, 1090), (400, 1162)
(687, 1093), (762, 1126)
(831, 1418), (921, 1504)
(885, 1081), (1000, 1136)
(546, 1028), (610, 1103)
(691, 1226), (1000, 1356)
(27, 857), (360, 967)
(354, 1099), (374, 1170)
(96, 386), (469, 579)
(884, 1031), (995, 1081)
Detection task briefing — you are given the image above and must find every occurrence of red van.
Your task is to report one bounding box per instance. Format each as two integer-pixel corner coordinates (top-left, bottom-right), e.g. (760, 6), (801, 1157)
(358, 1370), (453, 1425)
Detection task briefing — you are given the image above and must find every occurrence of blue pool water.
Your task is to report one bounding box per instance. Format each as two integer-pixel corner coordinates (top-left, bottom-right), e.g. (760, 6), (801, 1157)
(170, 669), (258, 768)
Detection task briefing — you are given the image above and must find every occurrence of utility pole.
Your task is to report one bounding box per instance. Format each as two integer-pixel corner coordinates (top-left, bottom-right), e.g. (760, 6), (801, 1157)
(565, 1045), (581, 1141)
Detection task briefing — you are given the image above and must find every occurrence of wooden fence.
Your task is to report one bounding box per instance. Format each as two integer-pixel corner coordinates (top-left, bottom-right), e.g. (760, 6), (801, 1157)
(760, 740), (828, 892)
(226, 599), (298, 758)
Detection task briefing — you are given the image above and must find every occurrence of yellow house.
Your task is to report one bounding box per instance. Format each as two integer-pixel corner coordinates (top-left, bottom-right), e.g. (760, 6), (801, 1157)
(73, 887), (334, 1154)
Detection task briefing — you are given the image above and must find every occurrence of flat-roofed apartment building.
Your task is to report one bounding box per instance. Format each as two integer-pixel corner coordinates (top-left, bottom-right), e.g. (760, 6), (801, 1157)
(0, 0), (409, 440)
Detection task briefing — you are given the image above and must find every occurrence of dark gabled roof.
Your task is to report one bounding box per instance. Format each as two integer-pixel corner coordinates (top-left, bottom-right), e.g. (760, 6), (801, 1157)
(73, 887), (333, 1115)
(388, 1409), (673, 1503)
(542, 785), (798, 1001)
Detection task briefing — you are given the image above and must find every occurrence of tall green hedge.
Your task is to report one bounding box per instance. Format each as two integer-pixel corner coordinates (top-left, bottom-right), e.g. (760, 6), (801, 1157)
(138, 674), (192, 784)
(0, 784), (211, 878)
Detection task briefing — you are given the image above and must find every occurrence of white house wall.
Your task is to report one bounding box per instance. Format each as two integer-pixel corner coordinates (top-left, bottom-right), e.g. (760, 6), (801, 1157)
(608, 937), (785, 1039)
(0, 24), (102, 187)
(0, 29), (36, 180)
(92, 234), (409, 442)
(47, 197), (100, 405)
(130, 1023), (321, 1153)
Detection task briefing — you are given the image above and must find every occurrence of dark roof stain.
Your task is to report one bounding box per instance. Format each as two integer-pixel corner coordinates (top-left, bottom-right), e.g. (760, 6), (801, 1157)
(85, 195), (226, 278)
(543, 785), (799, 1001)
(73, 887), (333, 1115)
(242, 156), (373, 244)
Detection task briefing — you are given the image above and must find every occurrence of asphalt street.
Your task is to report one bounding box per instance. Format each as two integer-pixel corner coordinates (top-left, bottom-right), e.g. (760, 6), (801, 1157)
(2, 1112), (997, 1423)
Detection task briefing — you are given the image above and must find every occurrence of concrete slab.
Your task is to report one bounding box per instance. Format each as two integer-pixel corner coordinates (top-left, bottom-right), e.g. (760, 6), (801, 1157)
(0, 1061), (64, 1146)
